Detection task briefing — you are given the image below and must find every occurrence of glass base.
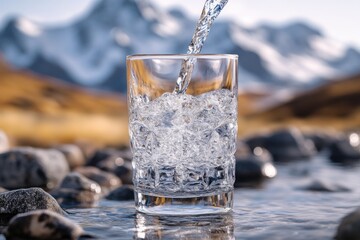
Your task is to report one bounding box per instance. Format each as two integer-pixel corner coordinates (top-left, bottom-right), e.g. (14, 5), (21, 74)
(135, 190), (233, 216)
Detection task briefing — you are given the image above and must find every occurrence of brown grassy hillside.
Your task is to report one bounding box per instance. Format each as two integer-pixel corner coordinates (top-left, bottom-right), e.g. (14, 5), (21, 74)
(0, 61), (129, 147)
(1, 58), (359, 145)
(0, 59), (268, 146)
(239, 75), (360, 136)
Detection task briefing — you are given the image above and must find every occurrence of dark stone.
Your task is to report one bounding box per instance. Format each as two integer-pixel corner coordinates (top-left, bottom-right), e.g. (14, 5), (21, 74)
(0, 130), (9, 153)
(300, 180), (351, 192)
(87, 148), (132, 166)
(244, 135), (267, 150)
(263, 127), (316, 162)
(114, 147), (133, 162)
(113, 161), (133, 185)
(0, 188), (65, 225)
(4, 210), (85, 240)
(51, 173), (101, 208)
(304, 131), (341, 152)
(54, 144), (86, 170)
(94, 156), (126, 172)
(235, 147), (276, 188)
(106, 185), (134, 201)
(75, 167), (122, 193)
(251, 146), (273, 162)
(87, 149), (133, 184)
(0, 148), (69, 190)
(329, 136), (360, 164)
(335, 208), (360, 240)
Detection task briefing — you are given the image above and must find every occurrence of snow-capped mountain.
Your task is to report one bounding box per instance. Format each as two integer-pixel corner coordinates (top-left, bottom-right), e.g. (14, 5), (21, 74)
(0, 0), (360, 93)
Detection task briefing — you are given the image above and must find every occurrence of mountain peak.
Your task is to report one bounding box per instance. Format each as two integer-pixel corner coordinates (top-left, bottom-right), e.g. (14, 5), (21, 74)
(258, 21), (322, 37)
(253, 21), (323, 56)
(88, 0), (161, 25)
(86, 0), (180, 37)
(2, 17), (41, 37)
(0, 17), (41, 64)
(91, 0), (143, 19)
(0, 0), (359, 93)
(283, 21), (322, 37)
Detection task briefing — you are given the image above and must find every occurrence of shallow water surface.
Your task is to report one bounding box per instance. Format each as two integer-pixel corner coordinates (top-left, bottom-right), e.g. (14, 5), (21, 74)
(72, 156), (359, 239)
(1, 156), (359, 239)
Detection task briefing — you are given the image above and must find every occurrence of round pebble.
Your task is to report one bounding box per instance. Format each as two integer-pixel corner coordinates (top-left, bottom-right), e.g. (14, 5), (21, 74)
(0, 188), (65, 225)
(75, 166), (122, 193)
(4, 210), (85, 240)
(51, 172), (102, 208)
(54, 144), (86, 170)
(106, 185), (134, 201)
(0, 147), (69, 190)
(335, 208), (360, 240)
(235, 147), (276, 188)
(329, 135), (360, 164)
(300, 179), (351, 192)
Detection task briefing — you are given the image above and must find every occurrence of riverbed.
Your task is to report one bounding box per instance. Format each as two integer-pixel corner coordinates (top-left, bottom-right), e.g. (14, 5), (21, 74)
(43, 154), (360, 240)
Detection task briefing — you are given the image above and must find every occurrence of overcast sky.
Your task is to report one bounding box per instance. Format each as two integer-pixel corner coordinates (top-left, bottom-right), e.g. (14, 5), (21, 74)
(0, 0), (359, 48)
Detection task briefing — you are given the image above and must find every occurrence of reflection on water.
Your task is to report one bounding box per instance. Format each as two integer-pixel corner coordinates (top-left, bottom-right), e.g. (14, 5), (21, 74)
(134, 213), (234, 240)
(20, 156), (359, 240)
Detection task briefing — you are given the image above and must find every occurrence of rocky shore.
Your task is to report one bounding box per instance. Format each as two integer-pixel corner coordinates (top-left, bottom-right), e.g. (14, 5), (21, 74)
(0, 128), (359, 239)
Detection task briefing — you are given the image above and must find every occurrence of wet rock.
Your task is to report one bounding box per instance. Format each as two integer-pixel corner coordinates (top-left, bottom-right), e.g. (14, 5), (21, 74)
(244, 134), (267, 150)
(304, 131), (341, 152)
(263, 127), (316, 162)
(54, 144), (86, 170)
(114, 146), (133, 162)
(0, 148), (69, 190)
(0, 188), (65, 224)
(87, 148), (132, 166)
(113, 161), (133, 185)
(75, 167), (121, 193)
(94, 155), (126, 172)
(51, 172), (101, 208)
(87, 149), (133, 184)
(4, 210), (85, 240)
(235, 147), (277, 187)
(335, 208), (360, 240)
(329, 135), (360, 164)
(106, 185), (134, 201)
(252, 146), (273, 162)
(0, 187), (7, 193)
(0, 131), (9, 153)
(300, 180), (351, 192)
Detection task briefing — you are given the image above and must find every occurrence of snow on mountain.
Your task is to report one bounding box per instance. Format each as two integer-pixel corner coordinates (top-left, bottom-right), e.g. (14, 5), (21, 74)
(0, 0), (359, 93)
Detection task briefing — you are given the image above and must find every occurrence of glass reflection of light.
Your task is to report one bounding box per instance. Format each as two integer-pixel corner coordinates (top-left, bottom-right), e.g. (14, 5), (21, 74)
(134, 213), (234, 240)
(135, 213), (147, 239)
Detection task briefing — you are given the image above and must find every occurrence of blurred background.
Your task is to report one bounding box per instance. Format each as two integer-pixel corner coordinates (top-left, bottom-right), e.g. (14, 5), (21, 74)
(0, 0), (359, 147)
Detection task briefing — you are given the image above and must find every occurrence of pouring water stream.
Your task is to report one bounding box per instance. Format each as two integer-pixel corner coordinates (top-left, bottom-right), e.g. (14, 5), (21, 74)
(174, 0), (229, 94)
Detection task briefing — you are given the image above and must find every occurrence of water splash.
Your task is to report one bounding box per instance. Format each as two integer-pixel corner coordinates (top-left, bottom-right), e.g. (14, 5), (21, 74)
(174, 0), (229, 94)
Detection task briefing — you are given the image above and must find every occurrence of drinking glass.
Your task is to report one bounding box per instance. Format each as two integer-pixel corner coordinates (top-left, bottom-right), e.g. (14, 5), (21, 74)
(127, 54), (238, 215)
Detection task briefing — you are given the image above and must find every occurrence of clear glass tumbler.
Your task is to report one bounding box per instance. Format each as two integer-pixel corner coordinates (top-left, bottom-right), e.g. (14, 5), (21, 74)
(127, 54), (238, 215)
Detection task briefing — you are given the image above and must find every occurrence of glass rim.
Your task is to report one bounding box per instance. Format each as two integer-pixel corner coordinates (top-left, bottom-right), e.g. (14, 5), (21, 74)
(127, 54), (238, 60)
